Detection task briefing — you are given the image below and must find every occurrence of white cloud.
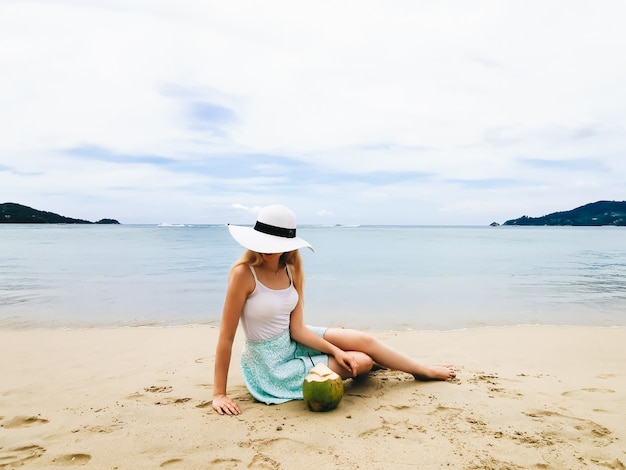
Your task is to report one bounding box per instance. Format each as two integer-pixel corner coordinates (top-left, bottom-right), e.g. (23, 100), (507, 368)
(231, 203), (262, 215)
(1, 0), (625, 224)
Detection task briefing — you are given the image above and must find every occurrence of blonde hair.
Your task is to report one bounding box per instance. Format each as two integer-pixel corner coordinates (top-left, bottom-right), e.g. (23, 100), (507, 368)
(233, 250), (305, 298)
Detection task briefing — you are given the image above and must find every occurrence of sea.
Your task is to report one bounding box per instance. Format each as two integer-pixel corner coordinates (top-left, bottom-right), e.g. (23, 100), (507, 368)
(1, 224), (625, 331)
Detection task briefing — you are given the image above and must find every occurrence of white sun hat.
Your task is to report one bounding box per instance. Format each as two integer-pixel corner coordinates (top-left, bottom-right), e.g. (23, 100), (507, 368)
(227, 205), (314, 254)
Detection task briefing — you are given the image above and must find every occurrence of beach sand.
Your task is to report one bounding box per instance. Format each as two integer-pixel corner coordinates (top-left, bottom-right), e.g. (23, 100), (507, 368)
(1, 325), (625, 469)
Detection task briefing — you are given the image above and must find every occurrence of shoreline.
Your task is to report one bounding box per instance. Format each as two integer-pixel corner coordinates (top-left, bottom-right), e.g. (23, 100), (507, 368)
(2, 325), (625, 468)
(2, 316), (626, 333)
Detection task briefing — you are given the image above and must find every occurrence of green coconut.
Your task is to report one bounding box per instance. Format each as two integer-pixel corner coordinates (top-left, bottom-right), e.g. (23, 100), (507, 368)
(302, 363), (344, 412)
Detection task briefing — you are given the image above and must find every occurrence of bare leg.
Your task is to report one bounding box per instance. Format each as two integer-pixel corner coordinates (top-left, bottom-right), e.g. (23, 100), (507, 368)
(324, 328), (456, 380)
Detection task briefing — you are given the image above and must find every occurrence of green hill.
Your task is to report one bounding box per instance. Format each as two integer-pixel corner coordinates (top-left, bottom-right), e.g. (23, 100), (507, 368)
(0, 203), (120, 224)
(503, 201), (626, 226)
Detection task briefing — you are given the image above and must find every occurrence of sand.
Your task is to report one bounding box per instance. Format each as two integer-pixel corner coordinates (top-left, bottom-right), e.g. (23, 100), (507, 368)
(1, 325), (625, 469)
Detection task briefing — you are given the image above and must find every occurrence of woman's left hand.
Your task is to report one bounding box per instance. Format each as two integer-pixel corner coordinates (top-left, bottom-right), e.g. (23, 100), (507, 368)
(333, 350), (359, 377)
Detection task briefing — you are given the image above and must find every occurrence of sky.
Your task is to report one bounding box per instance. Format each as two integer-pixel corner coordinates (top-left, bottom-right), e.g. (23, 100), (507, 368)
(1, 1), (625, 225)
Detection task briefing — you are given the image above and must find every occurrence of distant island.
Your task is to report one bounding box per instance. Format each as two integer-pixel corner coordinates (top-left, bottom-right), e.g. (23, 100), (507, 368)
(503, 200), (626, 226)
(0, 202), (120, 224)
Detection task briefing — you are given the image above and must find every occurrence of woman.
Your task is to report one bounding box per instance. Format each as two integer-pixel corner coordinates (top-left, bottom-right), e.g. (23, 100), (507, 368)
(212, 205), (455, 416)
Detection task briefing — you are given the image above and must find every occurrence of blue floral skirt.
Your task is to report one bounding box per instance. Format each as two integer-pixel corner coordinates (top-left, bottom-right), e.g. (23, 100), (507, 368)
(240, 326), (328, 404)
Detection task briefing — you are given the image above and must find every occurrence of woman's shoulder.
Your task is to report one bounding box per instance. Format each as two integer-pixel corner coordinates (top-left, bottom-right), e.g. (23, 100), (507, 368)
(229, 263), (256, 289)
(231, 262), (253, 278)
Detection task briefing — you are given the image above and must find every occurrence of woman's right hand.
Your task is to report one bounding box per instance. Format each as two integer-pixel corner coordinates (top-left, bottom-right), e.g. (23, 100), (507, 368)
(212, 394), (241, 416)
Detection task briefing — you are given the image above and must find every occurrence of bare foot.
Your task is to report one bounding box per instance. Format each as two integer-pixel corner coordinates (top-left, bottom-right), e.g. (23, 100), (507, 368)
(413, 365), (456, 381)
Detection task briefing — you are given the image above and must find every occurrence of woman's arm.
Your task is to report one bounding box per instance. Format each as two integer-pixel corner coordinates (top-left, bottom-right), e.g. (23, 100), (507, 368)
(212, 264), (254, 415)
(289, 299), (359, 376)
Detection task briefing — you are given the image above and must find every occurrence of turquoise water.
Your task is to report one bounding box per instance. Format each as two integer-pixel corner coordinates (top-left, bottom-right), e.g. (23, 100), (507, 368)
(1, 224), (625, 330)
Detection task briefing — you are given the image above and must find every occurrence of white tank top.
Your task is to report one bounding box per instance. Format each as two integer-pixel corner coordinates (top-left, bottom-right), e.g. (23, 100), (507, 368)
(240, 265), (299, 341)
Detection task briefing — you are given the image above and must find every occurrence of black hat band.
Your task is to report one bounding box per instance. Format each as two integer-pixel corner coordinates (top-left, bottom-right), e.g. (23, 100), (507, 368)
(254, 221), (296, 238)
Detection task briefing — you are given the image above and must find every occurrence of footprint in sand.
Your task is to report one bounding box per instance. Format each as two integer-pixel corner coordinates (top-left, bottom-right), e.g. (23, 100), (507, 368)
(429, 405), (463, 416)
(0, 445), (46, 467)
(469, 372), (499, 384)
(467, 372), (524, 399)
(160, 458), (185, 467)
(241, 437), (338, 468)
(135, 386), (193, 406)
(524, 409), (614, 446)
(83, 423), (123, 434)
(561, 388), (615, 397)
(358, 417), (425, 439)
(249, 453), (280, 469)
(51, 453), (92, 466)
(144, 385), (173, 393)
(207, 458), (243, 469)
(154, 397), (192, 406)
(1, 415), (49, 429)
(596, 374), (617, 379)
